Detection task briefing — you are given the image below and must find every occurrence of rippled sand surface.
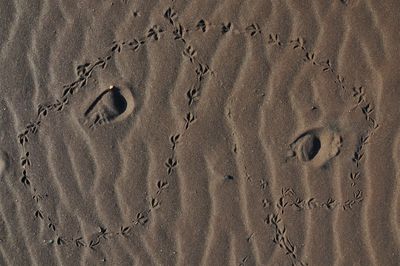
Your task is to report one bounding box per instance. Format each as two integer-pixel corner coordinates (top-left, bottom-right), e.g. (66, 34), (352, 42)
(0, 1), (399, 265)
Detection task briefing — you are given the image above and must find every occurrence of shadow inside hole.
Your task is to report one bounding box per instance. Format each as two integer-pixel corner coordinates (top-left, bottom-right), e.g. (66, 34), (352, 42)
(84, 87), (127, 118)
(109, 89), (127, 114)
(302, 135), (321, 161)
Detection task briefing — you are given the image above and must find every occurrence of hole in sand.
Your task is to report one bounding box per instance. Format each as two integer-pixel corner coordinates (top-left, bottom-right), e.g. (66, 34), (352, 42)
(108, 89), (128, 114)
(289, 128), (342, 167)
(84, 85), (135, 128)
(302, 135), (321, 161)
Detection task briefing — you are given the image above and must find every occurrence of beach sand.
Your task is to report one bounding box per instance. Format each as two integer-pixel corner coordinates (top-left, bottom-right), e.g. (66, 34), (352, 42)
(0, 0), (399, 265)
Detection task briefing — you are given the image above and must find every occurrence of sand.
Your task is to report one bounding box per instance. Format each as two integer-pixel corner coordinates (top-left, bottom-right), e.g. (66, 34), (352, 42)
(0, 0), (399, 265)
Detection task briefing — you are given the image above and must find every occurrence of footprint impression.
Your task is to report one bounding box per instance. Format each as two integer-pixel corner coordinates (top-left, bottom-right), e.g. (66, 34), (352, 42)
(84, 85), (135, 128)
(288, 127), (342, 167)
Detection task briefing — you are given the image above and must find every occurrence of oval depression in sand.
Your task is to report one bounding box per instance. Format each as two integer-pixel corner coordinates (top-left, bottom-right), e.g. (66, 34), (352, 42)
(289, 127), (343, 167)
(84, 85), (135, 128)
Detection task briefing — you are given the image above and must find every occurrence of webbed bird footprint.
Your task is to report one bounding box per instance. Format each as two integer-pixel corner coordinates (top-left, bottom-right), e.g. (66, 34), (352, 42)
(288, 127), (342, 167)
(84, 85), (135, 128)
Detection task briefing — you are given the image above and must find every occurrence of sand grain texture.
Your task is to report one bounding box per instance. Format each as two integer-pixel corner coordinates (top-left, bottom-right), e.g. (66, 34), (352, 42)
(0, 0), (399, 265)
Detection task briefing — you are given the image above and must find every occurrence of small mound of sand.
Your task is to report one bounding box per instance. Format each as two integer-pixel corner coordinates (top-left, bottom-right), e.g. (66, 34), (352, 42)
(0, 151), (9, 177)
